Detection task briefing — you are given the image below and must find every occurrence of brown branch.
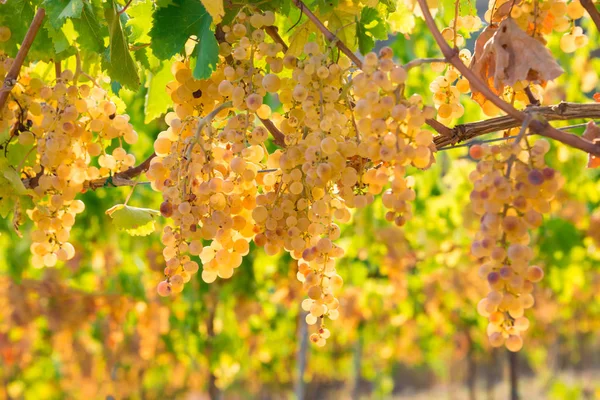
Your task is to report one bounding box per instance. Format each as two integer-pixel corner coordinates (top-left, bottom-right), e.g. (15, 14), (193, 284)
(580, 0), (600, 33)
(0, 8), (45, 111)
(260, 118), (286, 147)
(417, 0), (523, 121)
(417, 0), (600, 156)
(264, 26), (289, 53)
(292, 0), (363, 68)
(23, 153), (157, 190)
(434, 102), (600, 148)
(84, 153), (156, 189)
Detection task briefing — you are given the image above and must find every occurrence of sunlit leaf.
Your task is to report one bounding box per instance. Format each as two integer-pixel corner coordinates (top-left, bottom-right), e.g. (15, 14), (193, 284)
(105, 204), (160, 236)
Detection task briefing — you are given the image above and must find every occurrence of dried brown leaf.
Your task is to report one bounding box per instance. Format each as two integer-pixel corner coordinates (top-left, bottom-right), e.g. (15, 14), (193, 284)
(470, 18), (564, 105)
(583, 121), (600, 168)
(470, 25), (499, 105)
(492, 1), (520, 22)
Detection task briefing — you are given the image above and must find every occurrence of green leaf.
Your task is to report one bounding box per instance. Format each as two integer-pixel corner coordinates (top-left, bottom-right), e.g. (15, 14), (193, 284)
(105, 204), (160, 236)
(72, 0), (106, 53)
(1, 166), (27, 196)
(538, 218), (583, 263)
(150, 0), (213, 60)
(387, 1), (415, 35)
(0, 0), (38, 57)
(103, 0), (140, 90)
(145, 61), (173, 123)
(326, 9), (356, 53)
(126, 0), (153, 43)
(134, 46), (151, 70)
(357, 7), (388, 54)
(43, 0), (84, 29)
(46, 25), (72, 55)
(0, 157), (27, 219)
(439, 0), (476, 25)
(191, 11), (218, 80)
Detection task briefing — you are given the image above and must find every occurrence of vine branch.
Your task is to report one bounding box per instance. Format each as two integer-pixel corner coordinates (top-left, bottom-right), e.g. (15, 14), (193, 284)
(417, 0), (600, 156)
(0, 8), (46, 111)
(580, 0), (600, 32)
(434, 102), (600, 148)
(23, 153), (157, 190)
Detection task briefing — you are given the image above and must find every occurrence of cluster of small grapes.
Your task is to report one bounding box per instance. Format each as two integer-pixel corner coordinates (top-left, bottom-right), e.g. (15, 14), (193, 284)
(149, 11), (437, 344)
(431, 10), (483, 121)
(487, 0), (588, 50)
(148, 11), (283, 295)
(441, 13), (483, 48)
(0, 42), (138, 267)
(430, 50), (472, 123)
(468, 139), (563, 351)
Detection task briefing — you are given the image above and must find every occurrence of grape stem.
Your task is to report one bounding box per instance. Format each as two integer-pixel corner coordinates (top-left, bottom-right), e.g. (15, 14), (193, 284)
(0, 8), (46, 111)
(434, 102), (600, 148)
(580, 0), (600, 32)
(417, 0), (600, 156)
(185, 101), (233, 161)
(263, 25), (289, 53)
(73, 48), (82, 84)
(54, 62), (61, 79)
(505, 113), (533, 177)
(118, 0), (134, 15)
(260, 117), (287, 147)
(291, 0), (364, 68)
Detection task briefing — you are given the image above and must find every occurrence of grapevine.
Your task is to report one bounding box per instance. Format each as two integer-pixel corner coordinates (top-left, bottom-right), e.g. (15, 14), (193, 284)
(1, 0), (600, 369)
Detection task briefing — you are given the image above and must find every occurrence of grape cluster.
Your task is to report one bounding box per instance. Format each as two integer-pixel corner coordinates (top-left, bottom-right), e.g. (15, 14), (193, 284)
(469, 139), (563, 351)
(148, 9), (436, 345)
(430, 50), (472, 123)
(487, 0), (587, 39)
(0, 47), (138, 267)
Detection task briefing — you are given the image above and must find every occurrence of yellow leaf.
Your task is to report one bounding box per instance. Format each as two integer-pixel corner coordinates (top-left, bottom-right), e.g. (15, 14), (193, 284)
(325, 9), (357, 51)
(286, 21), (311, 57)
(200, 0), (224, 24)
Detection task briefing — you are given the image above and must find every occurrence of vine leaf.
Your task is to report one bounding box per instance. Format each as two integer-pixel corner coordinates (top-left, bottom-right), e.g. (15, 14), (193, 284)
(0, 158), (27, 219)
(200, 0), (224, 24)
(582, 121), (600, 168)
(357, 7), (388, 55)
(43, 0), (84, 29)
(191, 9), (218, 79)
(126, 0), (153, 43)
(387, 1), (415, 35)
(286, 21), (310, 57)
(145, 61), (174, 123)
(150, 0), (214, 59)
(72, 0), (106, 53)
(325, 9), (357, 52)
(470, 19), (563, 106)
(103, 0), (140, 90)
(105, 204), (160, 236)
